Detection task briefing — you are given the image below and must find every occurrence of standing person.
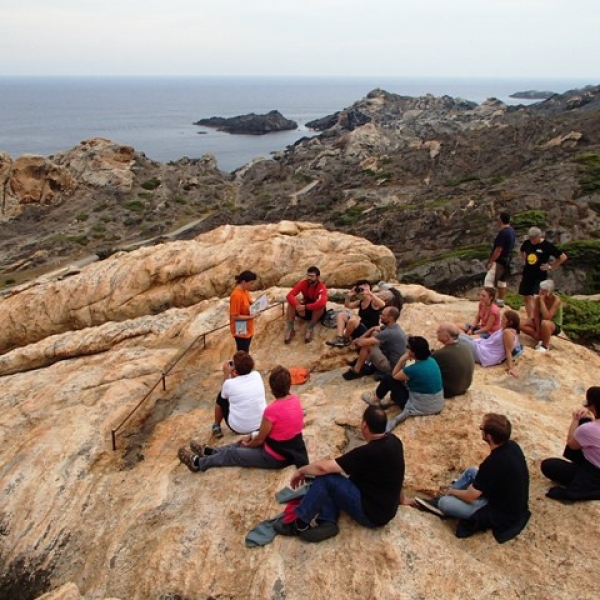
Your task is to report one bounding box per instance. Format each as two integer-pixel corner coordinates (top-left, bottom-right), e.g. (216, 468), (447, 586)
(541, 387), (600, 501)
(285, 266), (328, 344)
(484, 212), (516, 307)
(178, 366), (308, 473)
(326, 280), (386, 347)
(230, 270), (258, 352)
(519, 227), (567, 318)
(342, 306), (406, 380)
(415, 413), (531, 544)
(458, 287), (501, 338)
(274, 406), (407, 543)
(520, 279), (563, 353)
(210, 351), (266, 439)
(431, 323), (475, 398)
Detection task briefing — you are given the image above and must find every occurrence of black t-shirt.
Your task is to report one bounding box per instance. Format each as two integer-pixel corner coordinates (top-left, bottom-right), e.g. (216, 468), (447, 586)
(473, 440), (529, 522)
(358, 300), (381, 329)
(336, 434), (405, 526)
(520, 239), (562, 280)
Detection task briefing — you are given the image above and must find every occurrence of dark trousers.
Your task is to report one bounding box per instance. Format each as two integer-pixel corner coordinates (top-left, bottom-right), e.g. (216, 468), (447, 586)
(375, 374), (409, 408)
(234, 336), (252, 352)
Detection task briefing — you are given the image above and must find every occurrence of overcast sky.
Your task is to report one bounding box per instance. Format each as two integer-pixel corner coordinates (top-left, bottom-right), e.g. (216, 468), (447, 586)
(1, 0), (598, 79)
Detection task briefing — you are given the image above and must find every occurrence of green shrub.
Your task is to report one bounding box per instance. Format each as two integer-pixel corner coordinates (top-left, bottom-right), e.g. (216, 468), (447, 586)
(4, 278), (16, 285)
(562, 296), (600, 344)
(138, 191), (153, 199)
(573, 152), (600, 194)
(504, 291), (525, 311)
(93, 203), (108, 213)
(561, 239), (600, 293)
(126, 201), (145, 212)
(67, 235), (89, 246)
(141, 177), (161, 191)
(511, 210), (547, 232)
(76, 212), (89, 222)
(444, 175), (481, 187)
(172, 195), (186, 205)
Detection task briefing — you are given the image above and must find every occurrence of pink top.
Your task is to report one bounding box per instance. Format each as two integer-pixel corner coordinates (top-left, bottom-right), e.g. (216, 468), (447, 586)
(574, 421), (600, 469)
(263, 394), (304, 460)
(477, 302), (501, 333)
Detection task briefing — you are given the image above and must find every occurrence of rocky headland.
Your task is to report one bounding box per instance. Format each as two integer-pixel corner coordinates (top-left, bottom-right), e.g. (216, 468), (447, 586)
(194, 110), (298, 135)
(0, 224), (599, 600)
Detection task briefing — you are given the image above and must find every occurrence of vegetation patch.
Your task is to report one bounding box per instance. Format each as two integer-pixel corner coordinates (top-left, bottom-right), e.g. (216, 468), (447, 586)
(125, 200), (145, 212)
(444, 175), (481, 187)
(334, 205), (366, 227)
(93, 202), (108, 212)
(573, 152), (600, 194)
(76, 212), (89, 222)
(562, 239), (600, 293)
(141, 177), (161, 191)
(511, 210), (547, 232)
(562, 296), (600, 345)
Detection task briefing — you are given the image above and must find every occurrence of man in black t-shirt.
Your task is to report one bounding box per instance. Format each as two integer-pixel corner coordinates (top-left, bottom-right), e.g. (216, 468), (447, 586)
(519, 227), (567, 317)
(275, 406), (406, 543)
(415, 413), (530, 543)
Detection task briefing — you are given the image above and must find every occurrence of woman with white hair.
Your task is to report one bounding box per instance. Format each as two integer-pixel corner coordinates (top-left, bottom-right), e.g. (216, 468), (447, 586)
(520, 279), (563, 352)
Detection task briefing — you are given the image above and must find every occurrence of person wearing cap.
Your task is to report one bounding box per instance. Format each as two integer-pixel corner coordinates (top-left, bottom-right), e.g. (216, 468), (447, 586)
(519, 227), (567, 318)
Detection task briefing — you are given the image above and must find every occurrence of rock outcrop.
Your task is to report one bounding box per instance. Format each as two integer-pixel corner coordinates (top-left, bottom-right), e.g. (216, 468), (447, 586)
(0, 227), (598, 600)
(194, 110), (298, 135)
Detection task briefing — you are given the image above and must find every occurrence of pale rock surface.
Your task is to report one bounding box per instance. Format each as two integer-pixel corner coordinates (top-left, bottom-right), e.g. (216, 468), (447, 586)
(0, 222), (395, 355)
(0, 228), (598, 600)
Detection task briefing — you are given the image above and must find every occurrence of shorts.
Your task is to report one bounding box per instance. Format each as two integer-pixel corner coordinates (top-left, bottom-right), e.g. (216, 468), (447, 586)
(295, 306), (313, 321)
(552, 323), (562, 336)
(351, 322), (369, 339)
(484, 261), (509, 288)
(369, 347), (392, 374)
(518, 277), (544, 297)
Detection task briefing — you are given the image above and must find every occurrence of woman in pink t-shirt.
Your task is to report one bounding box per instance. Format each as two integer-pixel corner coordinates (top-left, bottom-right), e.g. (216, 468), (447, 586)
(178, 366), (308, 472)
(458, 287), (501, 338)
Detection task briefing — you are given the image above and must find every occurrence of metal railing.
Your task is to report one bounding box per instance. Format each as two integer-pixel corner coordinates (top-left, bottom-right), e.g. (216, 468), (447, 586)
(110, 301), (285, 451)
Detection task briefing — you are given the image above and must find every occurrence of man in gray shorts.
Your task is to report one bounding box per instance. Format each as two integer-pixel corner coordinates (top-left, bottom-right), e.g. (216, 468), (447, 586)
(342, 306), (406, 380)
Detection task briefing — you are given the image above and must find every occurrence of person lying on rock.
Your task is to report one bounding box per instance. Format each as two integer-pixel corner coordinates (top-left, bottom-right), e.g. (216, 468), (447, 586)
(342, 306), (406, 381)
(519, 279), (563, 353)
(458, 309), (522, 377)
(362, 336), (444, 432)
(178, 365), (308, 472)
(209, 351), (266, 440)
(541, 386), (600, 501)
(274, 405), (408, 543)
(414, 413), (531, 544)
(326, 280), (385, 347)
(284, 265), (328, 344)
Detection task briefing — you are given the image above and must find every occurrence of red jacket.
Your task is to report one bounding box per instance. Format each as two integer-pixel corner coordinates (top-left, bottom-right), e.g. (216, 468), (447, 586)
(286, 279), (328, 311)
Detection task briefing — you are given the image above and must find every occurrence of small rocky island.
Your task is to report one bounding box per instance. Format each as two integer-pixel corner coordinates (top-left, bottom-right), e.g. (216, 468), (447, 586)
(194, 109), (297, 135)
(509, 90), (555, 100)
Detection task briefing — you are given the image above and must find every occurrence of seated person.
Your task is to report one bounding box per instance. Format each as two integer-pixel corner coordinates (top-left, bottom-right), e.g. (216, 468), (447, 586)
(520, 279), (562, 353)
(541, 386), (600, 501)
(457, 287), (501, 338)
(362, 336), (444, 432)
(414, 413), (530, 544)
(284, 265), (328, 344)
(342, 306), (406, 380)
(210, 351), (266, 439)
(178, 366), (308, 472)
(326, 280), (385, 347)
(459, 310), (521, 378)
(432, 323), (475, 397)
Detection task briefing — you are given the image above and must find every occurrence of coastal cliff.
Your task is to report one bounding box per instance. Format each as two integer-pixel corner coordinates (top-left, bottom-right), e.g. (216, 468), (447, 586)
(0, 225), (598, 600)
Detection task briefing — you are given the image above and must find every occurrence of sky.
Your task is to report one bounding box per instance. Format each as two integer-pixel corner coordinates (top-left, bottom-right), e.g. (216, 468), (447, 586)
(1, 0), (599, 79)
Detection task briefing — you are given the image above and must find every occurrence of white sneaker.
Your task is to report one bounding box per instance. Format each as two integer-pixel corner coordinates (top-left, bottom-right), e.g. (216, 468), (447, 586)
(536, 345), (549, 353)
(535, 340), (543, 349)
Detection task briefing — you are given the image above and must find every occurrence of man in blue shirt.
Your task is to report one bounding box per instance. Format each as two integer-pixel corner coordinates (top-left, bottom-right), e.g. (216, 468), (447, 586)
(484, 212), (516, 307)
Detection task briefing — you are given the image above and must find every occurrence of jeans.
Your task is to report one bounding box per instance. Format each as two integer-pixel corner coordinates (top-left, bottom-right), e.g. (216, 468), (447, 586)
(197, 443), (285, 472)
(294, 474), (376, 527)
(437, 467), (488, 519)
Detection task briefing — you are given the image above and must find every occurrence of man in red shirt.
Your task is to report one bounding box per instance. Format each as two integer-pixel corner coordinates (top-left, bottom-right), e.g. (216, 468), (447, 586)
(285, 266), (328, 343)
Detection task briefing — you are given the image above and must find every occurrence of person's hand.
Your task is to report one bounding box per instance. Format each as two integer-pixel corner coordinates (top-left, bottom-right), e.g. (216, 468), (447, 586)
(239, 436), (252, 447)
(290, 469), (305, 489)
(297, 305), (306, 316)
(540, 264), (551, 272)
(507, 366), (519, 378)
(573, 407), (593, 421)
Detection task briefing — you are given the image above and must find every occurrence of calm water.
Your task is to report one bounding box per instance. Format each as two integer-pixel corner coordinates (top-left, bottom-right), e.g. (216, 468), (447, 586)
(0, 76), (594, 172)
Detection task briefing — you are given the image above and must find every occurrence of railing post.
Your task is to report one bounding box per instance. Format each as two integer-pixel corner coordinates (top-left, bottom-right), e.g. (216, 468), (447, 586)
(161, 372), (166, 391)
(111, 429), (117, 452)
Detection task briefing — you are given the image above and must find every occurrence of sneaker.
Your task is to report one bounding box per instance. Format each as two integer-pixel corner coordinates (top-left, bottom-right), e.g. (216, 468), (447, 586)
(299, 520), (340, 543)
(326, 335), (344, 347)
(284, 328), (295, 344)
(512, 344), (524, 359)
(346, 357), (358, 367)
(178, 447), (200, 472)
(495, 299), (505, 308)
(361, 391), (380, 406)
(536, 345), (549, 353)
(189, 440), (207, 457)
(414, 496), (445, 518)
(535, 340), (543, 349)
(342, 369), (363, 381)
(211, 423), (223, 439)
(273, 518), (301, 537)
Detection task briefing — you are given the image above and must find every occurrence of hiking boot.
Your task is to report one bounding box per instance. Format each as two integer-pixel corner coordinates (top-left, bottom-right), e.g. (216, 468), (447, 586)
(342, 369), (363, 381)
(414, 496), (445, 518)
(273, 518), (301, 537)
(189, 440), (207, 457)
(211, 423), (223, 439)
(299, 520), (339, 543)
(334, 336), (351, 347)
(284, 329), (295, 344)
(178, 447), (200, 472)
(326, 335), (344, 347)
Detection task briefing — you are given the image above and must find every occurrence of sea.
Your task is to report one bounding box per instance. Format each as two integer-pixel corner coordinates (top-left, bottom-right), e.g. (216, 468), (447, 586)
(0, 76), (595, 172)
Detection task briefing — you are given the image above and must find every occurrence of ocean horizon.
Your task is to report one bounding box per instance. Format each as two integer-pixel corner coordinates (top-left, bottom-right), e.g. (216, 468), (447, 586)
(1, 75), (596, 172)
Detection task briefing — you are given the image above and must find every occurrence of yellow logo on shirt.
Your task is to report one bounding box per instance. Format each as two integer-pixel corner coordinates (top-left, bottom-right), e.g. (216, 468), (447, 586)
(527, 253), (538, 265)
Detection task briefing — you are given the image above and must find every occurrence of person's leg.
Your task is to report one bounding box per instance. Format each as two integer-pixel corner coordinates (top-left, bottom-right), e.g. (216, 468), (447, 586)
(540, 457), (579, 486)
(294, 474), (375, 528)
(214, 393), (228, 426)
(539, 320), (556, 349)
(375, 374), (408, 408)
(309, 307), (324, 327)
(352, 345), (372, 374)
(235, 336), (251, 353)
(369, 346), (391, 375)
(335, 312), (350, 336)
(344, 316), (361, 338)
(495, 263), (508, 301)
(519, 318), (538, 343)
(196, 444), (284, 471)
(437, 467), (488, 518)
(524, 295), (535, 319)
